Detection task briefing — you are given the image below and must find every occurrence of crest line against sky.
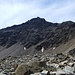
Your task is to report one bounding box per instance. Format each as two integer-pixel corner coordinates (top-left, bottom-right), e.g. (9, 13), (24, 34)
(0, 0), (75, 29)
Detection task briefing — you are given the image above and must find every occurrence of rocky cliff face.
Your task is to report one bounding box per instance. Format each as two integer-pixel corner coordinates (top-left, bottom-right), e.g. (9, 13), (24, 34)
(0, 17), (75, 58)
(0, 17), (57, 48)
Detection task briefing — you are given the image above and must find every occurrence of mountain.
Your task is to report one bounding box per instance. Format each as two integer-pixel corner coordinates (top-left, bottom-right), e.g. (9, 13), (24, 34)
(0, 17), (75, 59)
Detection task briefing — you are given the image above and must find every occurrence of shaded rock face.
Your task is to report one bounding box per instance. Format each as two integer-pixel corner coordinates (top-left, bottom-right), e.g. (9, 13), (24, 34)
(39, 61), (47, 68)
(24, 69), (33, 75)
(47, 71), (50, 75)
(69, 48), (75, 57)
(0, 17), (75, 56)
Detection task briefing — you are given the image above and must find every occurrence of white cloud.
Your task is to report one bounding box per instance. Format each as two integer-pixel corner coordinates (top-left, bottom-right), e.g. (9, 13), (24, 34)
(0, 0), (75, 29)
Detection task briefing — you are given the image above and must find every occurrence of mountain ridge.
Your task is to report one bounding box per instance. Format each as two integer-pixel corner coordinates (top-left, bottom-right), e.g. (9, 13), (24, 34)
(0, 17), (75, 58)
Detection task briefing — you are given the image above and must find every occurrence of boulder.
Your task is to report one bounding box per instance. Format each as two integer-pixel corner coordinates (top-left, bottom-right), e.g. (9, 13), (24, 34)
(15, 64), (29, 75)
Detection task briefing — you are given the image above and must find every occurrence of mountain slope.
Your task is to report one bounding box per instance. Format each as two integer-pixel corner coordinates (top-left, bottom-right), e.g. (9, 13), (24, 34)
(0, 17), (75, 59)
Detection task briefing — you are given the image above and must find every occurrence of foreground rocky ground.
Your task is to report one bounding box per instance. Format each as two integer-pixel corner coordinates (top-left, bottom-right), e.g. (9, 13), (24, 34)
(0, 53), (75, 75)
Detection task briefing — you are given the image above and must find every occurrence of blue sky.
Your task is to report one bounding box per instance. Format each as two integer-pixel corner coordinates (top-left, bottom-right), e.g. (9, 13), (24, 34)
(0, 0), (75, 29)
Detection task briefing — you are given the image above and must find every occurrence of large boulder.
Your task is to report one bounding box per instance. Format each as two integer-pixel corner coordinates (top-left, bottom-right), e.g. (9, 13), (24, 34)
(15, 64), (30, 75)
(14, 61), (47, 75)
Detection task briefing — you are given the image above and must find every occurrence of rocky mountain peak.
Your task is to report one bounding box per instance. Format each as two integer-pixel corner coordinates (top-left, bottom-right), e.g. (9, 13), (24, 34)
(27, 17), (46, 23)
